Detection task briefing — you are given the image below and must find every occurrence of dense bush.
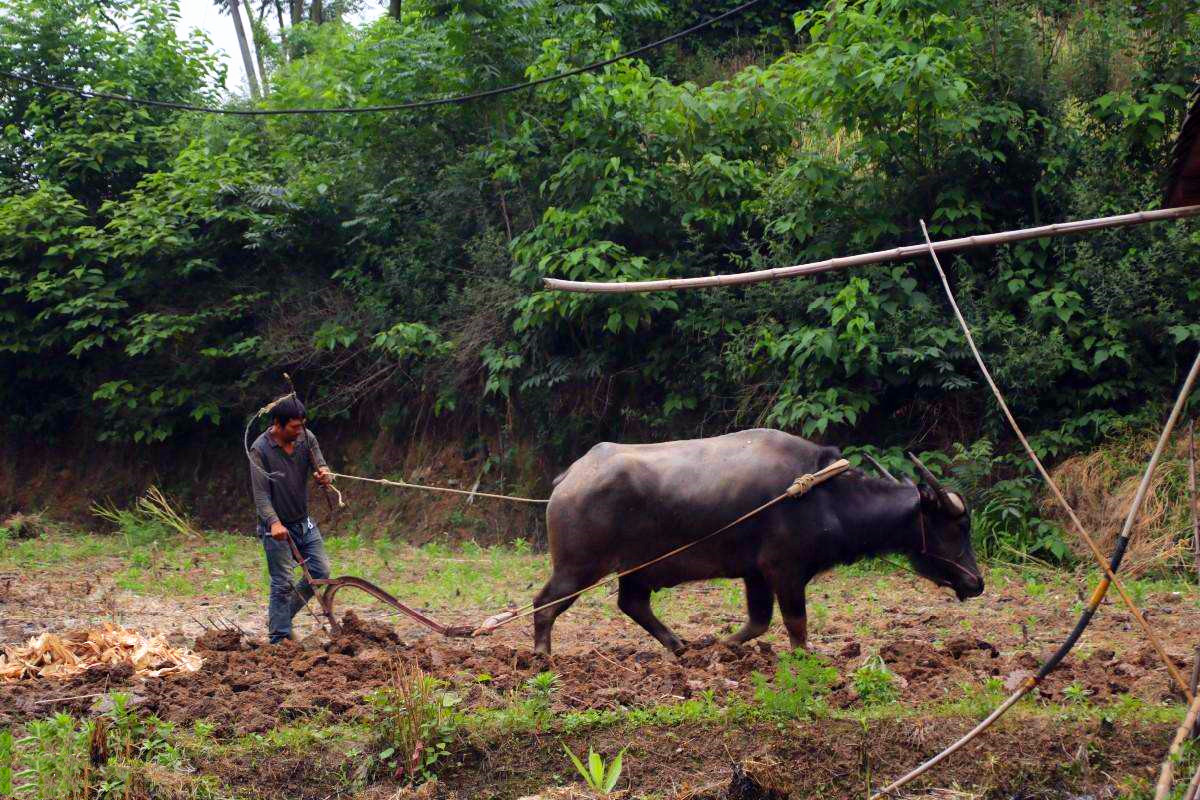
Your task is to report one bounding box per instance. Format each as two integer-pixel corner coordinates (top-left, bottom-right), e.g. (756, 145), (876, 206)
(2, 0), (1198, 558)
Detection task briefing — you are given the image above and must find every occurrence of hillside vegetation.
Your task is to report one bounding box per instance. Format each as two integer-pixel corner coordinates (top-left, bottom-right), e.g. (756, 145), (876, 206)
(2, 0), (1199, 561)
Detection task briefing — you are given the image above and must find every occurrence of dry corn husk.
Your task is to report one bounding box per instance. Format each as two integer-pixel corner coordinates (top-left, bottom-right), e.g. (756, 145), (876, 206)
(0, 622), (202, 682)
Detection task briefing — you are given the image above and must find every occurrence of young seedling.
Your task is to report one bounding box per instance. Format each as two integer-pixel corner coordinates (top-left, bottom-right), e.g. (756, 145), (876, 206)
(563, 743), (626, 796)
(852, 655), (899, 706)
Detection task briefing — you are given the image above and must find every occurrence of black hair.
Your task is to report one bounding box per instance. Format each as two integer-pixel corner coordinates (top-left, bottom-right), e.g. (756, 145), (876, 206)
(271, 395), (306, 427)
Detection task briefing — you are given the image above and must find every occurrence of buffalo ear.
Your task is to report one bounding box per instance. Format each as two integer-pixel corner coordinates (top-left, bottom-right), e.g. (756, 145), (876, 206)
(916, 485), (940, 510)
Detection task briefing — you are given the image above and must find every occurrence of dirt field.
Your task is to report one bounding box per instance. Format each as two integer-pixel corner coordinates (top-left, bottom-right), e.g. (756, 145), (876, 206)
(1, 528), (1197, 799)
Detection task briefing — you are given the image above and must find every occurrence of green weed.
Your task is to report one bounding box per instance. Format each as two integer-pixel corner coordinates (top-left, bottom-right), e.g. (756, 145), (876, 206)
(809, 602), (830, 632)
(1063, 683), (1093, 706)
(366, 661), (461, 785)
(563, 744), (626, 796)
(751, 649), (837, 720)
(7, 694), (195, 800)
(0, 729), (12, 798)
(852, 655), (899, 706)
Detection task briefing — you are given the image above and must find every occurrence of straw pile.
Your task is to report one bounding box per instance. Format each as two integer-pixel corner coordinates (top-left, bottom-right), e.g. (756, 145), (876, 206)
(0, 622), (202, 682)
(1047, 432), (1195, 576)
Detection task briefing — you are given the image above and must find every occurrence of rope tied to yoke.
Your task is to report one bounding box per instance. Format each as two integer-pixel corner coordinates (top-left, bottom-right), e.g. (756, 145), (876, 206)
(786, 473), (819, 496)
(325, 470), (548, 505)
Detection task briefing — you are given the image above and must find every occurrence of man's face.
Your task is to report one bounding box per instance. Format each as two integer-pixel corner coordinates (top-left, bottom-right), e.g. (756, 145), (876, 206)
(278, 418), (305, 442)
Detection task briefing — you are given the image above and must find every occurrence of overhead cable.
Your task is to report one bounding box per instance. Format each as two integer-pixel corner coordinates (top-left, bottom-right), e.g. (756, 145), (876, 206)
(0, 0), (762, 116)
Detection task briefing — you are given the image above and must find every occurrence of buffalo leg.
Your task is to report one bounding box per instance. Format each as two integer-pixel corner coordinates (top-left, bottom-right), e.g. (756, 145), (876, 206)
(532, 569), (596, 655)
(617, 577), (685, 654)
(774, 585), (808, 651)
(722, 573), (773, 645)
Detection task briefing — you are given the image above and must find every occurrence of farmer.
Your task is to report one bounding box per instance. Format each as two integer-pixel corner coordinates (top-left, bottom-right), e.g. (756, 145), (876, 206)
(248, 395), (334, 643)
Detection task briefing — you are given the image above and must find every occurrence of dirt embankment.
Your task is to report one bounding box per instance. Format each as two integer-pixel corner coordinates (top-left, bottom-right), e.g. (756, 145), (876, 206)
(1, 427), (550, 543)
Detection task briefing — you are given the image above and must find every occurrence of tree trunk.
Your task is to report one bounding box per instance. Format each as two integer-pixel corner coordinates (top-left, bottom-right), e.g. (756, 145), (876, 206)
(290, 0), (303, 25)
(250, 13), (269, 93)
(310, 0), (323, 24)
(389, 0), (401, 19)
(228, 0), (261, 100)
(273, 0), (288, 63)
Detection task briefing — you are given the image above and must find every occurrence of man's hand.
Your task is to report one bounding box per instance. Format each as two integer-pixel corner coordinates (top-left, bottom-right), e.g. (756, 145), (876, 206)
(269, 521), (289, 541)
(314, 466), (333, 487)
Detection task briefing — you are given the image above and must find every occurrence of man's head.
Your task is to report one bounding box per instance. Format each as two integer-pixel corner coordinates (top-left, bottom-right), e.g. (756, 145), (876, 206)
(271, 396), (306, 442)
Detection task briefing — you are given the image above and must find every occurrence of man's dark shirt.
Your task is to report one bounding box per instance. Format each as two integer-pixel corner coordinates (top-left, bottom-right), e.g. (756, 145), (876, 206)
(249, 429), (328, 526)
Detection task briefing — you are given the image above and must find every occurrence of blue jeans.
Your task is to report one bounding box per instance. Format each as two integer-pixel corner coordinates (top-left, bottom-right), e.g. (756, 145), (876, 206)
(259, 517), (331, 643)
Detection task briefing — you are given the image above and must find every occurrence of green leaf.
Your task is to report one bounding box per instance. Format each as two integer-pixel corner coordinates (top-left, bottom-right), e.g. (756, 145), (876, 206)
(588, 748), (604, 784)
(603, 748), (626, 792)
(563, 744), (588, 785)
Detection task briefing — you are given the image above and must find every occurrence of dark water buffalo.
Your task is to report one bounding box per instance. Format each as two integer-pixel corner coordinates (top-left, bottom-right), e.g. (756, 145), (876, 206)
(533, 428), (983, 655)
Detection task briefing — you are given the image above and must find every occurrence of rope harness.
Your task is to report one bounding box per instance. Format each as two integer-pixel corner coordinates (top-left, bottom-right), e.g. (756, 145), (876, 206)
(469, 458), (853, 635)
(282, 459), (852, 639)
(326, 471), (546, 505)
(914, 510), (983, 586)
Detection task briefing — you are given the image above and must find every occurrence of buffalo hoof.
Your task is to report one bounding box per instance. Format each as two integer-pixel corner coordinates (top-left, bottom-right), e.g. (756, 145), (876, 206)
(721, 622), (769, 647)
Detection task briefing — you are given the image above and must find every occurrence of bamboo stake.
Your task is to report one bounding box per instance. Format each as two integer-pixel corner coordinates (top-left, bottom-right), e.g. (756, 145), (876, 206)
(1155, 692), (1200, 800)
(1192, 420), (1200, 582)
(869, 222), (1199, 800)
(543, 205), (1200, 293)
(1183, 759), (1200, 800)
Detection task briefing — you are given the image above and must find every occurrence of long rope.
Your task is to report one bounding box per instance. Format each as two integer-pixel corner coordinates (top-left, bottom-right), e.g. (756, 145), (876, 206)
(243, 392), (292, 481)
(868, 222), (1200, 798)
(327, 471), (548, 504)
(470, 459), (851, 634)
(917, 219), (1193, 693)
(0, 0), (762, 116)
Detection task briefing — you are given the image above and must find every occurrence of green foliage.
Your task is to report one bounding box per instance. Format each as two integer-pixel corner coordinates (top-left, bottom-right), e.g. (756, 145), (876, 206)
(563, 744), (627, 795)
(1063, 682), (1092, 706)
(366, 661), (462, 784)
(3, 0), (1200, 564)
(7, 695), (196, 800)
(751, 648), (837, 720)
(852, 655), (899, 706)
(0, 728), (12, 798)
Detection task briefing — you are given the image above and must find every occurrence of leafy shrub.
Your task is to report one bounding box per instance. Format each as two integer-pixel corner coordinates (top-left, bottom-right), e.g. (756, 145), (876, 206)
(852, 655), (899, 706)
(366, 660), (462, 784)
(751, 648), (837, 720)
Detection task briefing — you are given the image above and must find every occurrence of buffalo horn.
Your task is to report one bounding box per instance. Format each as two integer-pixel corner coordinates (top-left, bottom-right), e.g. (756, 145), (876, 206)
(906, 452), (966, 516)
(860, 452), (898, 483)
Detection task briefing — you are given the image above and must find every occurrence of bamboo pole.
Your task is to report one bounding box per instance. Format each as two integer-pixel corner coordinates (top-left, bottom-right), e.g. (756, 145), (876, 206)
(1192, 420), (1200, 582)
(1155, 692), (1200, 800)
(869, 222), (1200, 800)
(543, 205), (1200, 293)
(1183, 762), (1200, 800)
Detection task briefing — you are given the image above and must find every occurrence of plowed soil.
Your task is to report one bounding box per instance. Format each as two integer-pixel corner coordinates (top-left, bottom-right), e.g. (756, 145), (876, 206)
(1, 607), (1182, 736)
(3, 543), (1198, 799)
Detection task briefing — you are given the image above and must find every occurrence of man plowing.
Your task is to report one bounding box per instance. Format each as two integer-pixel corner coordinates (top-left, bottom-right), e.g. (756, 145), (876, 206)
(247, 395), (335, 643)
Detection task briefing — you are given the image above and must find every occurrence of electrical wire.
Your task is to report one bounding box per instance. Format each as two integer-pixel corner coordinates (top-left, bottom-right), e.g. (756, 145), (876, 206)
(0, 0), (763, 116)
